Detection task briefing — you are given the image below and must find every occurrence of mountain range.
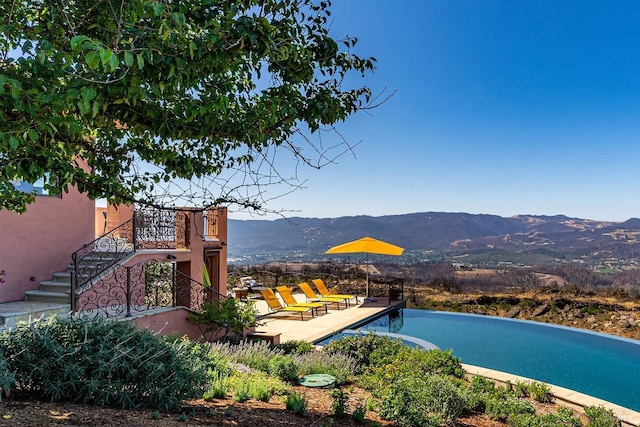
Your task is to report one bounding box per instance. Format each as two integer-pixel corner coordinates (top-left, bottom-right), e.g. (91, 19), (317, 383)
(227, 212), (640, 266)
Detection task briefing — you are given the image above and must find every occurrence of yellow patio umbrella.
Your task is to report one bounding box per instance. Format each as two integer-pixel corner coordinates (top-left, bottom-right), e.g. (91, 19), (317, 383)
(325, 236), (404, 297)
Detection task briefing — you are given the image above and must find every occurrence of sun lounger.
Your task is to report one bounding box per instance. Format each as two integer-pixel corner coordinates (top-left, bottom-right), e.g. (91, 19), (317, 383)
(259, 288), (316, 320)
(298, 281), (351, 309)
(275, 286), (328, 314)
(312, 278), (357, 304)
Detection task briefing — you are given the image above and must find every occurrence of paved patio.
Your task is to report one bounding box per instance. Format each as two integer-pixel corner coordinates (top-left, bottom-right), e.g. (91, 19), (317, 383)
(249, 293), (405, 343)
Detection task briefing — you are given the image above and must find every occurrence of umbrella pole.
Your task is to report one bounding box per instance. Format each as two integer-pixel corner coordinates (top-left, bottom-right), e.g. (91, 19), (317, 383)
(365, 253), (370, 298)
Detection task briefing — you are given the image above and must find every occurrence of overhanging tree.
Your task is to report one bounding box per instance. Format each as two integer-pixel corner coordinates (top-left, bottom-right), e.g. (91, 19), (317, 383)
(0, 0), (378, 213)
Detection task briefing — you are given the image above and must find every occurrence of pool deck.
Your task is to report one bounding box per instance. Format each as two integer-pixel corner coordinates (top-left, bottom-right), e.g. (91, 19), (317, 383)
(251, 294), (405, 343)
(251, 294), (640, 427)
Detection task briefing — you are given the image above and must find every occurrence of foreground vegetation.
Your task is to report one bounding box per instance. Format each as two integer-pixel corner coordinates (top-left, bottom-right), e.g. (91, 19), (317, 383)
(0, 316), (624, 426)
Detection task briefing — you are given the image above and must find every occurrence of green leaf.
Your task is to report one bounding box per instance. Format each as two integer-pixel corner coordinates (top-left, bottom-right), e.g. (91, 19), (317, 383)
(9, 137), (19, 149)
(151, 2), (163, 16)
(108, 53), (119, 72)
(124, 51), (134, 67)
(70, 35), (90, 50)
(85, 51), (100, 69)
(99, 48), (112, 68)
(172, 12), (186, 27)
(136, 53), (145, 69)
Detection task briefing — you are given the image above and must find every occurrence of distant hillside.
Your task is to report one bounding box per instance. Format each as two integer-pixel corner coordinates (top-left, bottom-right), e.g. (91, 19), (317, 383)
(227, 212), (640, 266)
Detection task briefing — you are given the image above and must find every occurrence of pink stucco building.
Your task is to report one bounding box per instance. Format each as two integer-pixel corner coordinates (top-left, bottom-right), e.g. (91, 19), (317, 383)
(0, 182), (229, 338)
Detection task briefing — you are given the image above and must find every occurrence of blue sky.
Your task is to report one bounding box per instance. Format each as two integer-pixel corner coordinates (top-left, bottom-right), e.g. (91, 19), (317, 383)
(230, 1), (640, 222)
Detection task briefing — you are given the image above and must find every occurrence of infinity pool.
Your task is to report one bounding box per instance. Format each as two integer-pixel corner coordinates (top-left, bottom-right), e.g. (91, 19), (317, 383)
(337, 309), (640, 411)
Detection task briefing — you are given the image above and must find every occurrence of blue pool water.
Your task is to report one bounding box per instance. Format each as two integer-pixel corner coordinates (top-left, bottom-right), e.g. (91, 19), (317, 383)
(338, 309), (640, 411)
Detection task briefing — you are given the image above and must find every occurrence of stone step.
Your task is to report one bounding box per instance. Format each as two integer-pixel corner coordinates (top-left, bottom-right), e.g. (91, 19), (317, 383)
(0, 301), (71, 330)
(52, 272), (72, 283)
(24, 290), (71, 304)
(39, 281), (71, 294)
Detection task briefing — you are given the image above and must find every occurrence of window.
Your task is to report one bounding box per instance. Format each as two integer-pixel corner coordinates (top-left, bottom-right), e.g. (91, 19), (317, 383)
(12, 174), (58, 197)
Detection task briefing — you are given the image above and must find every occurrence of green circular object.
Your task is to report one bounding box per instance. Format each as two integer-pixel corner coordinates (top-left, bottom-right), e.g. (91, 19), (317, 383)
(298, 373), (336, 388)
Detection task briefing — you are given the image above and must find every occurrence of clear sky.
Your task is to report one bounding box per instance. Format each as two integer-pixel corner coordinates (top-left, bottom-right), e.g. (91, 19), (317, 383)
(229, 0), (640, 222)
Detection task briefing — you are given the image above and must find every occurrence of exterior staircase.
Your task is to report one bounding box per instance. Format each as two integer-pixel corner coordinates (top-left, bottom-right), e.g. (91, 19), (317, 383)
(0, 253), (117, 330)
(0, 267), (74, 330)
(25, 270), (72, 304)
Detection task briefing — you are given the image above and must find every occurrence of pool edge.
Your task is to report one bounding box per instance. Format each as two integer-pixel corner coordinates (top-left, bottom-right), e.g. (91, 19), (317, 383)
(463, 363), (640, 427)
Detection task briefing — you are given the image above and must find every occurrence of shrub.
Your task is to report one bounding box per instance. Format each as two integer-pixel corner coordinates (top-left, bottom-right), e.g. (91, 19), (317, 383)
(469, 375), (497, 394)
(268, 355), (299, 382)
(330, 388), (348, 418)
(203, 372), (228, 400)
(232, 380), (251, 402)
(209, 340), (283, 372)
(249, 378), (272, 402)
(0, 315), (207, 409)
(294, 350), (357, 385)
(285, 392), (307, 415)
(323, 334), (405, 372)
(187, 292), (259, 341)
(227, 371), (290, 398)
(421, 375), (466, 422)
(352, 400), (367, 423)
(527, 381), (553, 403)
(512, 380), (530, 398)
(584, 405), (621, 427)
(278, 340), (315, 355)
(484, 396), (535, 421)
(0, 350), (15, 401)
(360, 347), (465, 394)
(378, 376), (443, 427)
(509, 407), (583, 427)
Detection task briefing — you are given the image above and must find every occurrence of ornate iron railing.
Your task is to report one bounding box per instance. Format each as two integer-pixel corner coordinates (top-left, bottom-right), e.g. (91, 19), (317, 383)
(74, 259), (224, 318)
(175, 270), (227, 312)
(71, 208), (189, 311)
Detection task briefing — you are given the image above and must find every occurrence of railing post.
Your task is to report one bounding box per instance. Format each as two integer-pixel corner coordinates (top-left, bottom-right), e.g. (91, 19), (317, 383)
(132, 210), (137, 249)
(71, 253), (78, 313)
(125, 265), (132, 317)
(172, 263), (177, 307)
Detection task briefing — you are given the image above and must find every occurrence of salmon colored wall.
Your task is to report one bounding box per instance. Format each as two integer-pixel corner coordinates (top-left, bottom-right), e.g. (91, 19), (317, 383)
(76, 206), (228, 310)
(0, 191), (95, 303)
(131, 308), (204, 341)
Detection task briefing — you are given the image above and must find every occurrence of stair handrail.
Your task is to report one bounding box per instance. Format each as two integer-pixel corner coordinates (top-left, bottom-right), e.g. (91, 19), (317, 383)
(175, 270), (228, 312)
(70, 208), (191, 312)
(71, 218), (136, 311)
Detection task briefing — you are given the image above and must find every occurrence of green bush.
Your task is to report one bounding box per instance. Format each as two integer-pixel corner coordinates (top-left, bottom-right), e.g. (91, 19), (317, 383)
(268, 354), (299, 382)
(285, 392), (307, 415)
(187, 293), (258, 341)
(203, 372), (228, 401)
(378, 375), (465, 426)
(422, 375), (466, 422)
(360, 347), (465, 394)
(469, 375), (497, 394)
(232, 380), (251, 402)
(484, 396), (535, 421)
(352, 399), (366, 423)
(527, 381), (553, 403)
(509, 407), (583, 427)
(0, 315), (208, 409)
(584, 405), (621, 427)
(330, 388), (348, 418)
(323, 334), (405, 372)
(512, 380), (530, 398)
(249, 378), (272, 402)
(209, 340), (283, 372)
(294, 350), (357, 385)
(278, 340), (315, 355)
(0, 350), (15, 401)
(378, 376), (443, 427)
